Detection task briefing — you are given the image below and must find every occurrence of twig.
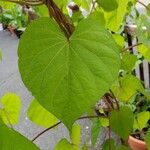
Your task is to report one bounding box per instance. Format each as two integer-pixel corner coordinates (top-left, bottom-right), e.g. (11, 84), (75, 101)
(32, 121), (61, 142)
(121, 43), (142, 53)
(109, 90), (120, 110)
(90, 0), (96, 15)
(32, 115), (107, 142)
(45, 0), (74, 38)
(137, 0), (150, 11)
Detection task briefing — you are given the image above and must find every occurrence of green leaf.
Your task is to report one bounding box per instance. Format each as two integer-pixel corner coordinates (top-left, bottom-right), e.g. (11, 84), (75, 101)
(18, 17), (120, 130)
(0, 118), (39, 150)
(102, 139), (116, 150)
(146, 129), (150, 150)
(0, 49), (2, 61)
(0, 93), (21, 125)
(71, 123), (80, 146)
(53, 0), (68, 8)
(137, 16), (150, 49)
(36, 5), (49, 17)
(110, 106), (134, 140)
(97, 0), (118, 12)
(121, 52), (138, 72)
(104, 0), (130, 32)
(138, 44), (150, 63)
(99, 117), (109, 127)
(91, 118), (101, 147)
(82, 145), (87, 150)
(116, 146), (131, 150)
(133, 111), (150, 130)
(54, 139), (79, 150)
(0, 2), (15, 10)
(27, 99), (58, 128)
(112, 34), (125, 49)
(112, 74), (150, 102)
(89, 10), (106, 27)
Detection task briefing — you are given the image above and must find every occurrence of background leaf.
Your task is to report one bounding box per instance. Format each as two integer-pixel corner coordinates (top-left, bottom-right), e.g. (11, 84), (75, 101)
(104, 0), (131, 32)
(110, 106), (134, 140)
(54, 139), (79, 150)
(27, 99), (58, 128)
(0, 93), (21, 125)
(146, 129), (150, 150)
(121, 52), (138, 72)
(71, 123), (80, 146)
(133, 111), (150, 130)
(0, 49), (2, 61)
(97, 0), (118, 12)
(0, 118), (39, 150)
(112, 74), (150, 102)
(91, 118), (101, 147)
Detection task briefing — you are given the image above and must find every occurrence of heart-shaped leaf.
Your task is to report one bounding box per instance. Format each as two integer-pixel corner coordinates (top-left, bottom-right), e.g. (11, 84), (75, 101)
(18, 17), (120, 129)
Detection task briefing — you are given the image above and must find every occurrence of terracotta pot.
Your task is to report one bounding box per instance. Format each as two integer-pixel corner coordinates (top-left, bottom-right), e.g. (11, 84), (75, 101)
(128, 136), (147, 150)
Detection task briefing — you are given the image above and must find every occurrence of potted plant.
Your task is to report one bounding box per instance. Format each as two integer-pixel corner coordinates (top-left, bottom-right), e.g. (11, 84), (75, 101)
(128, 93), (150, 150)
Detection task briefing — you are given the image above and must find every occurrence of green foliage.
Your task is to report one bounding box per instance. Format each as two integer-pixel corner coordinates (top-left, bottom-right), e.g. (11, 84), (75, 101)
(133, 111), (150, 131)
(137, 15), (150, 60)
(112, 34), (125, 49)
(71, 123), (80, 146)
(27, 99), (58, 128)
(121, 52), (138, 72)
(0, 118), (39, 150)
(102, 139), (115, 150)
(110, 106), (134, 140)
(0, 93), (21, 125)
(0, 49), (2, 61)
(146, 129), (150, 150)
(102, 139), (131, 150)
(91, 118), (101, 147)
(104, 0), (131, 32)
(53, 0), (68, 8)
(54, 139), (79, 150)
(138, 44), (150, 63)
(0, 4), (28, 29)
(18, 17), (120, 129)
(97, 0), (118, 12)
(112, 74), (150, 102)
(0, 1), (15, 9)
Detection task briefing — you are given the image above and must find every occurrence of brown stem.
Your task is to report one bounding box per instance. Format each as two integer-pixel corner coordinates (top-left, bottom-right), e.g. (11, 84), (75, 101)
(32, 115), (107, 142)
(109, 90), (120, 110)
(121, 43), (142, 53)
(137, 0), (150, 11)
(45, 0), (74, 38)
(90, 0), (96, 15)
(32, 121), (61, 142)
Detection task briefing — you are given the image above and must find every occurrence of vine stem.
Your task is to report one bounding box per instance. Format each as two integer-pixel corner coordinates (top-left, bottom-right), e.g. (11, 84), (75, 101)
(45, 0), (74, 38)
(32, 115), (106, 142)
(137, 0), (150, 11)
(121, 43), (142, 53)
(90, 0), (96, 15)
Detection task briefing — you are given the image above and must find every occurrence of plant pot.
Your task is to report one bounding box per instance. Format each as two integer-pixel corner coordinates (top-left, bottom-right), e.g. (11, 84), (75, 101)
(128, 136), (147, 150)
